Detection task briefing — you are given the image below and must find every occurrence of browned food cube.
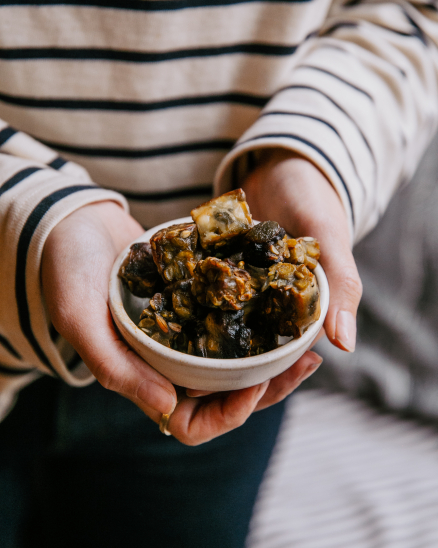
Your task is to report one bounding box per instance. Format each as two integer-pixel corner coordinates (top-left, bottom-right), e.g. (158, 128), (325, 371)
(191, 257), (255, 310)
(263, 263), (321, 338)
(245, 312), (278, 356)
(163, 279), (199, 322)
(194, 309), (252, 359)
(191, 188), (253, 250)
(241, 221), (289, 267)
(150, 222), (203, 284)
(118, 242), (162, 297)
(246, 264), (270, 293)
(138, 293), (184, 349)
(286, 237), (320, 270)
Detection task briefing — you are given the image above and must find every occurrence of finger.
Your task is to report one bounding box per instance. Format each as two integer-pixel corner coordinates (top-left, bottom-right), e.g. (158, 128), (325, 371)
(319, 240), (362, 353)
(185, 389), (214, 398)
(59, 293), (177, 417)
(165, 381), (270, 445)
(254, 350), (322, 411)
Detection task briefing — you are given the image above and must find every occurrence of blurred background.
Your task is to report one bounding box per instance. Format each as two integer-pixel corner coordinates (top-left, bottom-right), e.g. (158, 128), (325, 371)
(246, 131), (438, 548)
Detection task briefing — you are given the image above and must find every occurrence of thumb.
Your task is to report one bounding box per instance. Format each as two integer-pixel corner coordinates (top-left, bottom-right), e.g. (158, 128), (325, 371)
(320, 238), (362, 353)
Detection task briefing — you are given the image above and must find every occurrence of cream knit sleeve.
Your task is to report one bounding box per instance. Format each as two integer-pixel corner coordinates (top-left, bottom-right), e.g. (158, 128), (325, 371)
(0, 121), (128, 419)
(215, 0), (438, 244)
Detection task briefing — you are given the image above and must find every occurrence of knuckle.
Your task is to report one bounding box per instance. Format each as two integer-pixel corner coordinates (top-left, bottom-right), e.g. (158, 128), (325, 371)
(173, 431), (202, 446)
(340, 267), (363, 301)
(224, 411), (247, 430)
(94, 359), (120, 392)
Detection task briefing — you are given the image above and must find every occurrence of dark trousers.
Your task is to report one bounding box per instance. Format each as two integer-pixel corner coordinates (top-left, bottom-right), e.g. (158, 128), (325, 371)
(0, 376), (286, 548)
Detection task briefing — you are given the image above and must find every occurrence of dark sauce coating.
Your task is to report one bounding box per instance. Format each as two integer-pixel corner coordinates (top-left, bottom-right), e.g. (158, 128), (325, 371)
(241, 221), (289, 268)
(262, 263), (321, 338)
(150, 222), (203, 284)
(194, 309), (252, 359)
(124, 190), (321, 358)
(138, 293), (182, 348)
(118, 242), (162, 297)
(191, 257), (255, 311)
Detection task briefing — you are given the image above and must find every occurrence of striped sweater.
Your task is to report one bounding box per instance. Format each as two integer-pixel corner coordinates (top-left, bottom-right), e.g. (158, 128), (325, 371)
(0, 0), (438, 418)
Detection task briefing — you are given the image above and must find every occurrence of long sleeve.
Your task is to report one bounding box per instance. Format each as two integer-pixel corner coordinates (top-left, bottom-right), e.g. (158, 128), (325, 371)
(0, 121), (128, 419)
(215, 0), (438, 244)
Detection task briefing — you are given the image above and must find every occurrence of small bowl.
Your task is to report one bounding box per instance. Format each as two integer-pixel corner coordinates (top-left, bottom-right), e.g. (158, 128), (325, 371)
(109, 217), (329, 391)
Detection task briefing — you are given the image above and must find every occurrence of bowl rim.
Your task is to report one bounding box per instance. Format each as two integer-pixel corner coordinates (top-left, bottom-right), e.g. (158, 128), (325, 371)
(109, 216), (329, 371)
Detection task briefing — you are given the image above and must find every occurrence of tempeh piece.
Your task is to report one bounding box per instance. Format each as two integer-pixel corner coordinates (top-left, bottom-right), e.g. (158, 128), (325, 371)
(194, 309), (252, 359)
(263, 263), (321, 338)
(286, 237), (320, 270)
(191, 189), (253, 250)
(118, 242), (162, 297)
(138, 293), (183, 348)
(241, 221), (289, 267)
(150, 222), (203, 283)
(191, 257), (255, 310)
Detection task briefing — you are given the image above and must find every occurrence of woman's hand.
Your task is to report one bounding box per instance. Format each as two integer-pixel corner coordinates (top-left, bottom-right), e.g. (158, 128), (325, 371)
(41, 201), (321, 446)
(242, 148), (363, 353)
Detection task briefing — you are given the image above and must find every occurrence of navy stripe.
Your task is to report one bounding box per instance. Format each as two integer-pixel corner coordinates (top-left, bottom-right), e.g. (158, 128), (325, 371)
(0, 166), (42, 198)
(0, 364), (35, 376)
(296, 65), (374, 101)
(40, 138), (235, 158)
(0, 0), (313, 11)
(260, 110), (365, 193)
(401, 8), (428, 45)
(0, 43), (297, 62)
(0, 90), (268, 111)
(48, 156), (67, 170)
(238, 132), (355, 224)
(0, 126), (17, 146)
(121, 184), (213, 201)
(15, 185), (96, 373)
(277, 84), (376, 167)
(322, 14), (427, 45)
(0, 334), (22, 360)
(375, 24), (428, 42)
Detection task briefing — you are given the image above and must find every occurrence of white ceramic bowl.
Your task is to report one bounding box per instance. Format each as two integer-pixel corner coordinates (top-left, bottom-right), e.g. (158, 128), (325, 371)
(109, 217), (329, 391)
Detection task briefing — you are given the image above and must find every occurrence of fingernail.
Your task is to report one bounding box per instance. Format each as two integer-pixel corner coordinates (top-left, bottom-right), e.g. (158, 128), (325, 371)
(186, 389), (211, 398)
(138, 380), (176, 415)
(336, 310), (356, 352)
(301, 358), (323, 382)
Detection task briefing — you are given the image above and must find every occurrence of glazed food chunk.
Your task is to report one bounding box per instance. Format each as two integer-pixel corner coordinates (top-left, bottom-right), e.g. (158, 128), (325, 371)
(241, 221), (289, 268)
(194, 309), (252, 359)
(118, 242), (162, 297)
(191, 189), (253, 250)
(263, 263), (321, 338)
(286, 237), (320, 270)
(246, 313), (279, 356)
(123, 189), (322, 357)
(191, 257), (255, 310)
(150, 222), (203, 283)
(138, 293), (183, 348)
(163, 279), (199, 322)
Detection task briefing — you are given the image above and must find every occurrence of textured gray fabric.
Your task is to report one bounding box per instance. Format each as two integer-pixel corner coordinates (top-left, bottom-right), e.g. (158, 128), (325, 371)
(309, 131), (438, 420)
(247, 390), (438, 548)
